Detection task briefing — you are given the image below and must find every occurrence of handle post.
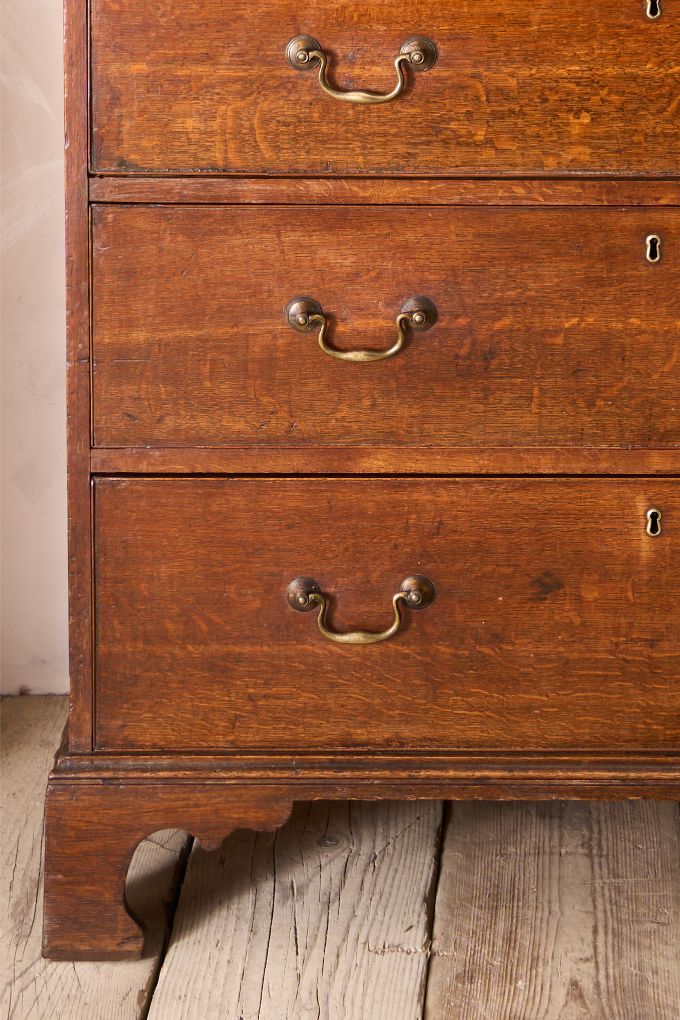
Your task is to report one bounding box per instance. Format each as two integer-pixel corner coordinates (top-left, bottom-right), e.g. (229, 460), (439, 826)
(286, 35), (437, 105)
(287, 575), (435, 644)
(286, 296), (437, 362)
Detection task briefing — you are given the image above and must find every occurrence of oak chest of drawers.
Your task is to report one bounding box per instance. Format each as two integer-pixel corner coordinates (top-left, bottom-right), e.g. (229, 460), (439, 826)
(43, 0), (680, 959)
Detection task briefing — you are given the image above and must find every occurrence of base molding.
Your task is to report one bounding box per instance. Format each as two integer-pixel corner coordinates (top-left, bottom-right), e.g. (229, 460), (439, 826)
(52, 747), (680, 795)
(43, 748), (680, 960)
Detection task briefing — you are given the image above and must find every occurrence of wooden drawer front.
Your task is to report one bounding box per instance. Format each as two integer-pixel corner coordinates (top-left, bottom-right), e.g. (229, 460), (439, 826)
(90, 0), (679, 176)
(92, 205), (680, 451)
(94, 477), (680, 752)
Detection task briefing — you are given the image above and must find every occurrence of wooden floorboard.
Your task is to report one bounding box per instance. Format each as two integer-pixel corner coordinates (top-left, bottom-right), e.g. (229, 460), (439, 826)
(0, 696), (190, 1020)
(148, 800), (444, 1020)
(424, 801), (680, 1020)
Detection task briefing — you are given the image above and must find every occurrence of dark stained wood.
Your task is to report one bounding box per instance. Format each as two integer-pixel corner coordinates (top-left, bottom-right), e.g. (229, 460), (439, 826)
(41, 751), (680, 962)
(90, 446), (680, 476)
(91, 204), (680, 452)
(3, 697), (192, 1012)
(51, 0), (680, 968)
(64, 0), (92, 752)
(89, 178), (680, 206)
(52, 748), (680, 798)
(94, 477), (680, 753)
(90, 0), (680, 176)
(42, 779), (293, 960)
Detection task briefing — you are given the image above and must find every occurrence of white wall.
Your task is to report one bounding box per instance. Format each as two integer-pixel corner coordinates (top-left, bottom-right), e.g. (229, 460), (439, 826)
(1, 0), (69, 693)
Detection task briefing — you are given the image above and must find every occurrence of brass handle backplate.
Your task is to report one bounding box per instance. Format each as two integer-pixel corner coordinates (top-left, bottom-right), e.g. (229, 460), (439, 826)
(287, 575), (435, 645)
(286, 35), (437, 105)
(285, 296), (437, 362)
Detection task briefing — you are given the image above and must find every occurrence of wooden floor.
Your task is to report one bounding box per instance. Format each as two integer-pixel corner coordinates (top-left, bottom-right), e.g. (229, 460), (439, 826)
(2, 698), (679, 1019)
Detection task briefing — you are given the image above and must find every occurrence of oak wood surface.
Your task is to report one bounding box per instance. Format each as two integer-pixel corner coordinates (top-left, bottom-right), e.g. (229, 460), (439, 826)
(148, 801), (443, 1020)
(90, 0), (680, 176)
(424, 802), (680, 1019)
(53, 748), (680, 799)
(92, 204), (680, 451)
(42, 780), (292, 961)
(1, 697), (189, 1014)
(89, 178), (680, 206)
(53, 0), (680, 976)
(64, 0), (92, 751)
(93, 476), (680, 753)
(89, 447), (680, 476)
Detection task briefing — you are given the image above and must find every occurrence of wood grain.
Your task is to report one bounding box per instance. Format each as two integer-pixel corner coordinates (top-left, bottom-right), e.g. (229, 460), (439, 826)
(1, 696), (189, 1013)
(92, 204), (680, 451)
(56, 743), (680, 782)
(42, 780), (292, 960)
(93, 476), (680, 753)
(54, 0), (680, 974)
(90, 0), (680, 176)
(89, 178), (680, 206)
(10, 697), (680, 995)
(64, 0), (92, 751)
(424, 801), (680, 1019)
(48, 746), (680, 800)
(89, 446), (680, 476)
(148, 801), (443, 1019)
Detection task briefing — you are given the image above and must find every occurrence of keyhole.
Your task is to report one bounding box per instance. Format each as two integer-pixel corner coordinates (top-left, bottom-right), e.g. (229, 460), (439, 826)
(646, 508), (662, 536)
(646, 0), (661, 18)
(646, 234), (661, 263)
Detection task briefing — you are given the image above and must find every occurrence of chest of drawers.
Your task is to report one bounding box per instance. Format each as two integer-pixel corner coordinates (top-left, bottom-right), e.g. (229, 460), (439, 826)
(43, 0), (679, 959)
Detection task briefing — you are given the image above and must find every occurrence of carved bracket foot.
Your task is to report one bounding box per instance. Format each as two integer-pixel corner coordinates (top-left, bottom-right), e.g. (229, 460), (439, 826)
(42, 779), (292, 960)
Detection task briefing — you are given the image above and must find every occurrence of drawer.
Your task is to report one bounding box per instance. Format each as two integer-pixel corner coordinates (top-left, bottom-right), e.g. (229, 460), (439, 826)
(90, 0), (679, 176)
(92, 205), (680, 451)
(94, 477), (679, 752)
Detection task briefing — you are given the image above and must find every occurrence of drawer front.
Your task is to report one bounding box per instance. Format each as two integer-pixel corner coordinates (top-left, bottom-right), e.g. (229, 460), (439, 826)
(94, 477), (679, 752)
(90, 0), (679, 176)
(92, 205), (680, 451)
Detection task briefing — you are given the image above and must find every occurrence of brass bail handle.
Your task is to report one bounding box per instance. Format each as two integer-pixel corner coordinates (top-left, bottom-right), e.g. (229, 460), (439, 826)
(286, 35), (437, 105)
(287, 576), (435, 645)
(285, 296), (437, 363)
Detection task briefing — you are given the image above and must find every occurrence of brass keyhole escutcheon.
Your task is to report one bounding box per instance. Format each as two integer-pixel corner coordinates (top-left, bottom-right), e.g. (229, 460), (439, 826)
(646, 508), (662, 536)
(646, 0), (661, 19)
(646, 234), (661, 263)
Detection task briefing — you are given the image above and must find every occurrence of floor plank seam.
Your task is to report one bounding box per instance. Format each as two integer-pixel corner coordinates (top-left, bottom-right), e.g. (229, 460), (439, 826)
(140, 834), (195, 1019)
(419, 801), (449, 1016)
(256, 827), (279, 1020)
